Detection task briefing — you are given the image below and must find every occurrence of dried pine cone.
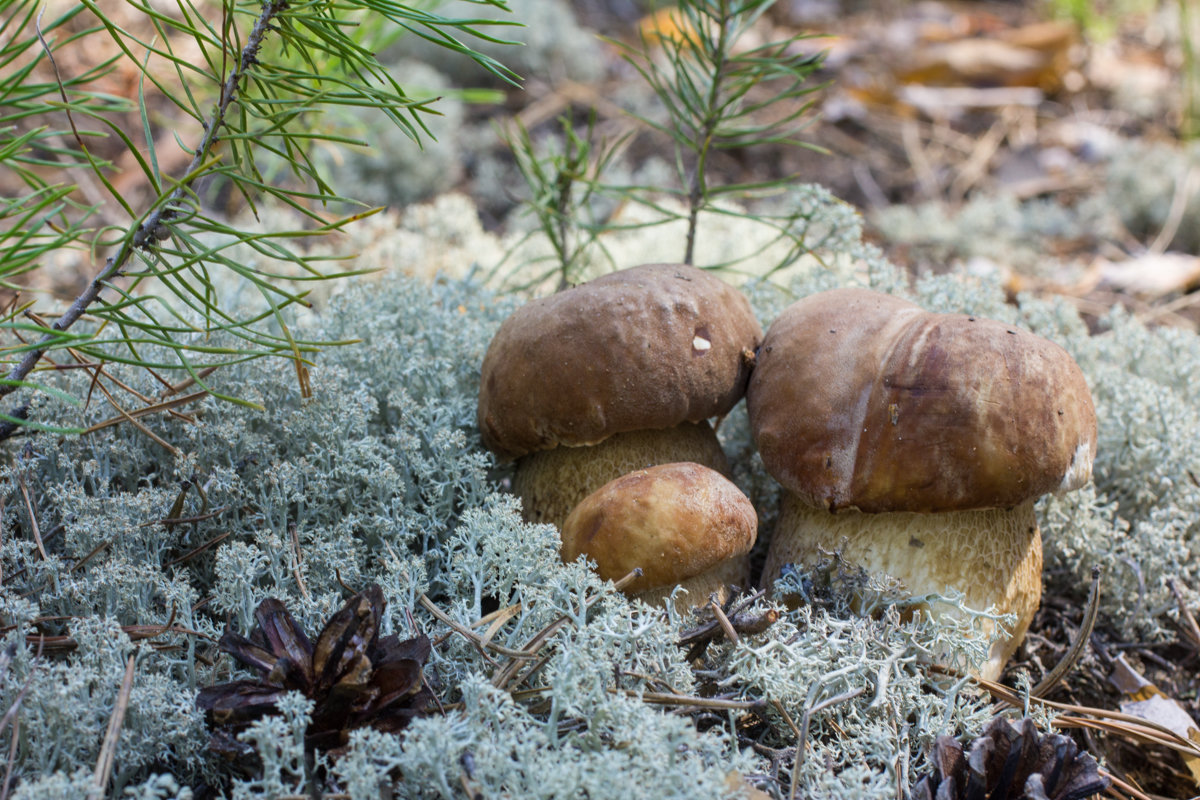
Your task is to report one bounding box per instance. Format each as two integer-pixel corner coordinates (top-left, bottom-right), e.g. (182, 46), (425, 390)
(913, 716), (1110, 800)
(197, 584), (436, 752)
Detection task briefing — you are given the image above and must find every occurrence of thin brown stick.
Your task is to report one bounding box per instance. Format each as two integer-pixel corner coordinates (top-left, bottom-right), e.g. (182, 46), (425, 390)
(69, 540), (111, 573)
(616, 689), (766, 711)
(975, 675), (1200, 760)
(1168, 578), (1200, 651)
(157, 366), (219, 400)
(162, 531), (231, 568)
(795, 687), (867, 780)
(1100, 767), (1153, 800)
(89, 654), (135, 800)
(492, 569), (643, 689)
(24, 311), (198, 427)
(16, 472), (47, 561)
(141, 507), (226, 529)
(82, 391), (209, 436)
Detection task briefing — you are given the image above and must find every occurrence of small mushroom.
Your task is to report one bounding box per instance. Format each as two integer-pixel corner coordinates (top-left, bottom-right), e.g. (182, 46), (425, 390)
(477, 263), (762, 528)
(748, 288), (1097, 680)
(560, 462), (758, 610)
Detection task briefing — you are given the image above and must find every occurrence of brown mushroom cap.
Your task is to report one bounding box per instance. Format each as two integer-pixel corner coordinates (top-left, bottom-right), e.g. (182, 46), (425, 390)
(560, 462), (757, 596)
(748, 288), (1097, 513)
(478, 263), (763, 462)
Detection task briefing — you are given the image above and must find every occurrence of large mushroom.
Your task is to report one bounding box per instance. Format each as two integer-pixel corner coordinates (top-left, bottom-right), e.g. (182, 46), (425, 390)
(478, 263), (762, 528)
(560, 462), (757, 609)
(748, 288), (1097, 680)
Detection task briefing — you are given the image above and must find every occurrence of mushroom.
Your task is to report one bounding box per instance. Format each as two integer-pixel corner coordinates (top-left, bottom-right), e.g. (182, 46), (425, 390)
(748, 288), (1097, 680)
(559, 462), (757, 609)
(477, 263), (762, 528)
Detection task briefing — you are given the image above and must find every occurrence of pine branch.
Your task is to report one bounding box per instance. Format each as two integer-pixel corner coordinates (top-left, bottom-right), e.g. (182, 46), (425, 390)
(0, 1), (291, 439)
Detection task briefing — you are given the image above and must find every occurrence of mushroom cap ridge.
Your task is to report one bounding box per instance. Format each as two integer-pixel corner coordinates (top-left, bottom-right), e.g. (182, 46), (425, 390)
(478, 263), (763, 461)
(747, 288), (1097, 513)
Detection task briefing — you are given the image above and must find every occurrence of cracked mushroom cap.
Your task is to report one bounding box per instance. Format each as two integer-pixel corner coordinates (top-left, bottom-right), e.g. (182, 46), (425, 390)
(560, 462), (757, 597)
(477, 263), (763, 462)
(748, 288), (1097, 513)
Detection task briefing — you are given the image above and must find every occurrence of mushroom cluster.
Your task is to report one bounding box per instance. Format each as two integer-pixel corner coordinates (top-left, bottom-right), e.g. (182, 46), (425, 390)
(477, 262), (762, 529)
(478, 272), (1099, 678)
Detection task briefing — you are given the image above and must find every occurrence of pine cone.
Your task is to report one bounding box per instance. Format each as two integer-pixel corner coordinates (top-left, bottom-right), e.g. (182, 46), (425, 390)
(196, 585), (436, 752)
(912, 717), (1110, 800)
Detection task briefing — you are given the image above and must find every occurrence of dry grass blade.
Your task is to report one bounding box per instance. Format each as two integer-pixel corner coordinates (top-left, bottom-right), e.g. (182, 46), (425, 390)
(288, 523), (310, 602)
(975, 675), (1200, 761)
(1031, 565), (1102, 698)
(162, 531), (231, 569)
(709, 598), (740, 646)
(89, 654), (135, 800)
(418, 594), (533, 662)
(616, 689), (766, 710)
(1101, 768), (1155, 800)
(82, 390), (208, 435)
(478, 603), (524, 649)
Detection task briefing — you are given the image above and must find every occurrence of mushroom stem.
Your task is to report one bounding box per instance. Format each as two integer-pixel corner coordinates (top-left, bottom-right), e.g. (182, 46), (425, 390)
(762, 494), (1043, 681)
(633, 555), (750, 612)
(512, 421), (730, 529)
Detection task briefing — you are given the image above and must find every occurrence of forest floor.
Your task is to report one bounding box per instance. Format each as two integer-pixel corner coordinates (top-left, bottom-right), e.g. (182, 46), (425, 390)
(12, 1), (1200, 797)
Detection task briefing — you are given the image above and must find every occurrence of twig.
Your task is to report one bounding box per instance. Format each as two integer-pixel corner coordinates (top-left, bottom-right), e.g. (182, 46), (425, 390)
(1099, 767), (1153, 800)
(89, 654), (135, 800)
(1149, 164), (1200, 254)
(794, 687), (866, 776)
(492, 569), (642, 689)
(24, 310), (199, 430)
(0, 1), (290, 439)
(768, 697), (806, 800)
(82, 391), (209, 436)
(162, 531), (231, 568)
(972, 673), (1200, 760)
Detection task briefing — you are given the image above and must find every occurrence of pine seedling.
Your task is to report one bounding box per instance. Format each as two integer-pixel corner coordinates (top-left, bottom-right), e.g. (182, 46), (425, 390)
(614, 0), (826, 266)
(501, 113), (626, 289)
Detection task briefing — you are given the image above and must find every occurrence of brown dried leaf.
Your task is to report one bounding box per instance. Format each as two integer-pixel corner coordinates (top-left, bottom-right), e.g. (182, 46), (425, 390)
(1109, 654), (1200, 787)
